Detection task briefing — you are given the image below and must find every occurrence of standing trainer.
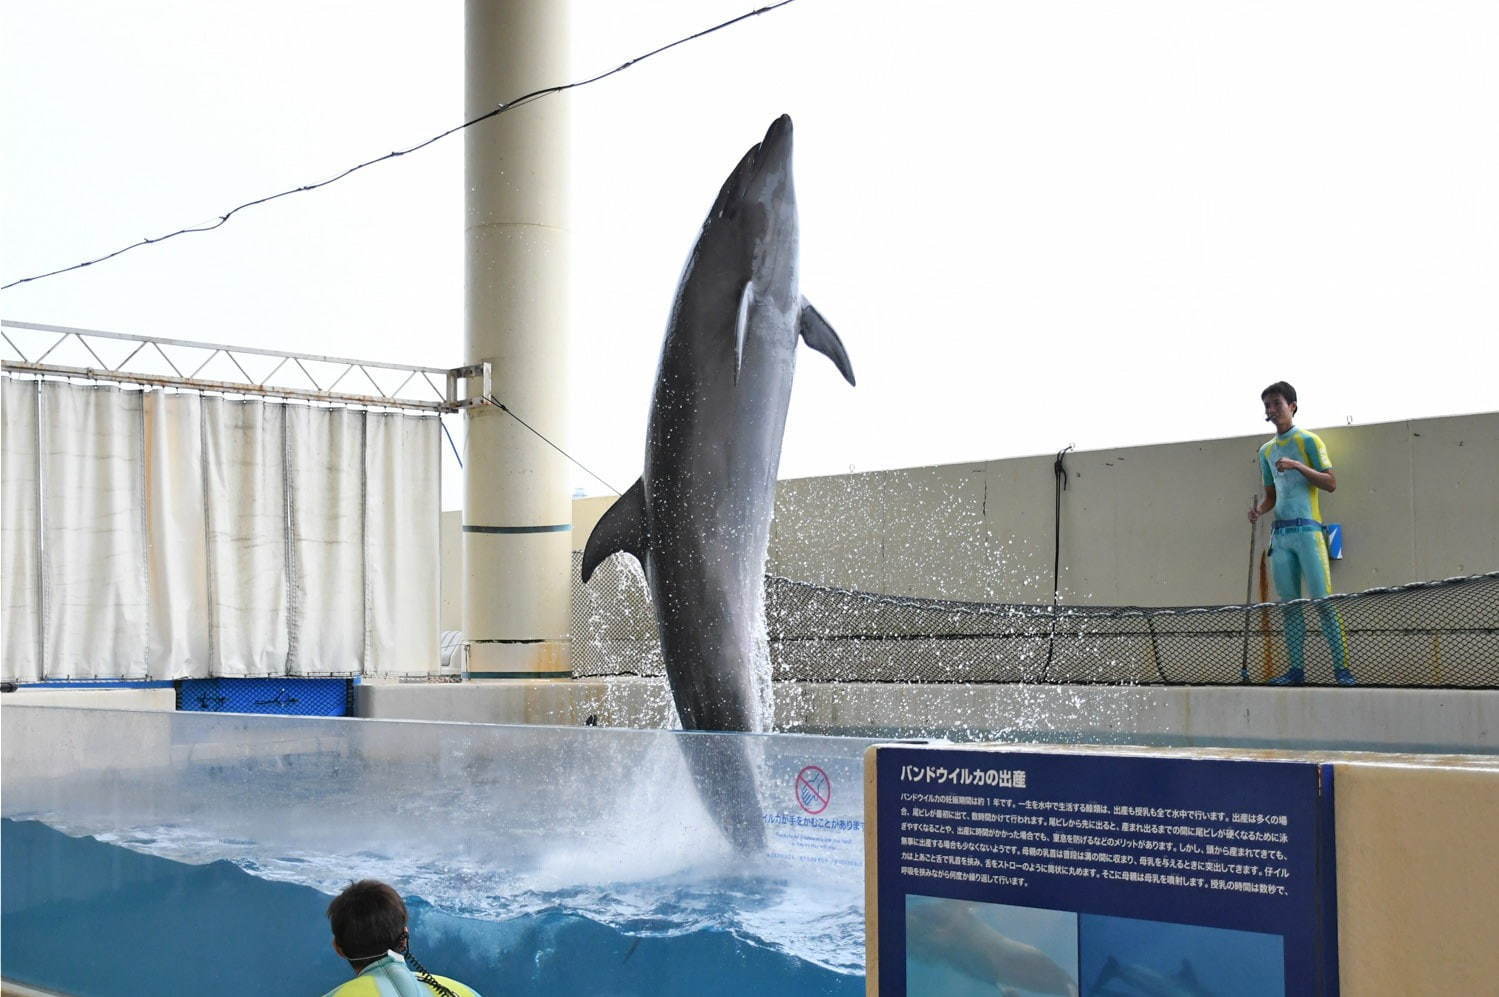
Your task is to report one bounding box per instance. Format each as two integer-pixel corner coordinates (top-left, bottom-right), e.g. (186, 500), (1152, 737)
(1248, 381), (1355, 686)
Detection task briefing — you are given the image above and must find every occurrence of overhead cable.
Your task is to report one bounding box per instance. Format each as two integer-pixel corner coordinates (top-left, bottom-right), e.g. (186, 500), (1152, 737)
(440, 419), (464, 469)
(485, 394), (622, 497)
(2, 0), (800, 292)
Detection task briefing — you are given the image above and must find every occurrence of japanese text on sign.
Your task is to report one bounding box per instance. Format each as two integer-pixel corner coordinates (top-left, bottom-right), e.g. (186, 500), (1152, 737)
(896, 787), (1292, 896)
(900, 764), (1027, 788)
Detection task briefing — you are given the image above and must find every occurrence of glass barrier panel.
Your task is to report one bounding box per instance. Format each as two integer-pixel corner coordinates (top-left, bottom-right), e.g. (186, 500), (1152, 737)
(2, 706), (881, 996)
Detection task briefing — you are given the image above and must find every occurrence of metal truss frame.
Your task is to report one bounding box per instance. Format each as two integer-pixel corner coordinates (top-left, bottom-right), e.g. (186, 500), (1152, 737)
(1, 320), (490, 412)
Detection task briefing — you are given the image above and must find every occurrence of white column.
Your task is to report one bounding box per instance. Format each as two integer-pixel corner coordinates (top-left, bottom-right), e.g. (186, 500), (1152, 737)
(463, 0), (572, 677)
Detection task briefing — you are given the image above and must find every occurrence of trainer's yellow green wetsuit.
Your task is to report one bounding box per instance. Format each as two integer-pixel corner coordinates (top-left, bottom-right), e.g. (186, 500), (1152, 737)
(1259, 426), (1351, 682)
(320, 952), (479, 997)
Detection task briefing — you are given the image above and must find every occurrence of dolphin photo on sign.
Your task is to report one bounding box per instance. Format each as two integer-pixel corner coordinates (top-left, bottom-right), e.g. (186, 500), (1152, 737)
(582, 114), (856, 851)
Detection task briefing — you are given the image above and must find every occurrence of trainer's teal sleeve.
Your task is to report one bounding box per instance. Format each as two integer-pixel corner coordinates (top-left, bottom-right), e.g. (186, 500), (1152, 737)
(1303, 429), (1332, 472)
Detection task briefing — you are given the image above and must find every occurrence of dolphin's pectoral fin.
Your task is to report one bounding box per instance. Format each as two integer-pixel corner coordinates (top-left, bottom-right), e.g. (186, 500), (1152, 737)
(798, 298), (855, 385)
(735, 281), (755, 383)
(581, 477), (648, 582)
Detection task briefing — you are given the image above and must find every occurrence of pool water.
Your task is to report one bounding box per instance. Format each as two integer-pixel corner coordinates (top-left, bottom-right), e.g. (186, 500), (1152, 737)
(2, 819), (861, 996)
(1, 709), (875, 996)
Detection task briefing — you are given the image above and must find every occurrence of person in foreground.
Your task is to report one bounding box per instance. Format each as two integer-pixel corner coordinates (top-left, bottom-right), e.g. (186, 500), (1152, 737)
(321, 879), (480, 997)
(1248, 381), (1355, 686)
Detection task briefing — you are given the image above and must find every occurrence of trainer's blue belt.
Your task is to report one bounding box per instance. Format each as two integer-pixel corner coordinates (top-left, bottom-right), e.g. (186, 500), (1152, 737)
(1273, 517), (1324, 534)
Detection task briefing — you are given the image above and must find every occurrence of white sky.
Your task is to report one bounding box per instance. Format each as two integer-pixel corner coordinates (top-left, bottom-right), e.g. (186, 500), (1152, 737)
(4, 1), (1496, 509)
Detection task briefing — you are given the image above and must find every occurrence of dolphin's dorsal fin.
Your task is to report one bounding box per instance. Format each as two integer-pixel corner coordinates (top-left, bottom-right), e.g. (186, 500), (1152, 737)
(581, 478), (648, 582)
(798, 298), (855, 386)
(734, 280), (755, 382)
(1091, 955), (1121, 992)
(1176, 959), (1202, 989)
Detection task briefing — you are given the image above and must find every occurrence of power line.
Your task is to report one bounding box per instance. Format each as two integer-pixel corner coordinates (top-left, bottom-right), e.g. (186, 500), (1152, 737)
(486, 394), (622, 497)
(2, 0), (800, 292)
(440, 418), (463, 469)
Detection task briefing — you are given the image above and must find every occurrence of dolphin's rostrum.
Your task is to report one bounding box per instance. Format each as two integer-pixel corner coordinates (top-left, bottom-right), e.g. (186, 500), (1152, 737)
(582, 115), (855, 850)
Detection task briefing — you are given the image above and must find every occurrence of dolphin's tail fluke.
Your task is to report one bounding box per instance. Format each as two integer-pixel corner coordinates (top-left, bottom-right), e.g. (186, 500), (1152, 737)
(678, 731), (766, 852)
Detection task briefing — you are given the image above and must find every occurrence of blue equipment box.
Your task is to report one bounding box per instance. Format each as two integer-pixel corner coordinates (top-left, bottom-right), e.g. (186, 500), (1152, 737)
(176, 677), (355, 716)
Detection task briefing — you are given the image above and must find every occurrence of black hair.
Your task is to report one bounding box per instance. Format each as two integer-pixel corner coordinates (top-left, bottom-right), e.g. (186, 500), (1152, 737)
(327, 880), (407, 964)
(327, 880), (460, 997)
(1261, 381), (1297, 409)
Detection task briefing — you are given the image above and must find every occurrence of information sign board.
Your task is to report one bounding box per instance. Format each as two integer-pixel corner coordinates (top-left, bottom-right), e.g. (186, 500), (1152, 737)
(868, 746), (1338, 996)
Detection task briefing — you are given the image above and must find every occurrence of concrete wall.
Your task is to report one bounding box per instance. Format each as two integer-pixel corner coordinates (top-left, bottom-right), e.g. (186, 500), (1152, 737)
(1334, 758), (1499, 994)
(457, 411), (1497, 613)
(767, 412), (1498, 606)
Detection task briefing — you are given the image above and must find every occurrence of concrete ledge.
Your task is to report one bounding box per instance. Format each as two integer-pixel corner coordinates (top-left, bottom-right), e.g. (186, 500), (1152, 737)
(4, 679), (1490, 754)
(355, 679), (1498, 754)
(0, 687), (175, 711)
(354, 677), (674, 728)
(779, 683), (1499, 752)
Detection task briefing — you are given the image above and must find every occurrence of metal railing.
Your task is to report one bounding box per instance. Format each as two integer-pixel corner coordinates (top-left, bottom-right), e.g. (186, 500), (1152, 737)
(1, 319), (489, 412)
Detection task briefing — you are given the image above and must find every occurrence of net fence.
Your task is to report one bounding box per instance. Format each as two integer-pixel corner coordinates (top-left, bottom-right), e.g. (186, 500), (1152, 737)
(571, 552), (1499, 688)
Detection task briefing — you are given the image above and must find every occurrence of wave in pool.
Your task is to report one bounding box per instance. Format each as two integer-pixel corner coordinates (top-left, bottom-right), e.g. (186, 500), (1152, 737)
(1, 818), (864, 996)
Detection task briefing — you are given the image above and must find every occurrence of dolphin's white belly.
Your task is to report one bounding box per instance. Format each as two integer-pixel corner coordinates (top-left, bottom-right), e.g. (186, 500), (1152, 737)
(643, 303), (797, 733)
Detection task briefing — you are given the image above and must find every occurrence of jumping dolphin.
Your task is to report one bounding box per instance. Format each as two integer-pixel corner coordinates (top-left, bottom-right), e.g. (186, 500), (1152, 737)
(906, 899), (1080, 997)
(582, 115), (854, 850)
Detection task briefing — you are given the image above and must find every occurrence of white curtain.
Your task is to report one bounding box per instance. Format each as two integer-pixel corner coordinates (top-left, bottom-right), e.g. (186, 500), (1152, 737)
(2, 380), (42, 680)
(40, 382), (150, 679)
(287, 404), (364, 675)
(146, 391), (210, 677)
(0, 377), (441, 682)
(202, 396), (289, 677)
(365, 411), (440, 675)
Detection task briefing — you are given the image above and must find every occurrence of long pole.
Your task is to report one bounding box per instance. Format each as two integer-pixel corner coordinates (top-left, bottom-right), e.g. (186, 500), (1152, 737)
(1240, 495), (1257, 683)
(1042, 446), (1072, 680)
(463, 0), (574, 678)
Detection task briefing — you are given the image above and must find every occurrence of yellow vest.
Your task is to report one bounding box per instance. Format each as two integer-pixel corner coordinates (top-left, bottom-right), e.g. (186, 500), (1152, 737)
(321, 953), (479, 997)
